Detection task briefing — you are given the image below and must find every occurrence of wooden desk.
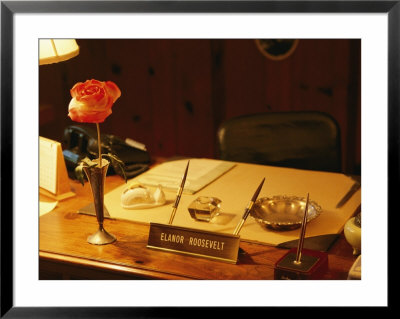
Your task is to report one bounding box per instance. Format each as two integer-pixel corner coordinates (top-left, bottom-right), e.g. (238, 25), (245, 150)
(39, 175), (358, 280)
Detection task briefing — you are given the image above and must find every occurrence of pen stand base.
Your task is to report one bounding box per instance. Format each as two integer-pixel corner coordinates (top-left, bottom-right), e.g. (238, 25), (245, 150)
(274, 248), (328, 280)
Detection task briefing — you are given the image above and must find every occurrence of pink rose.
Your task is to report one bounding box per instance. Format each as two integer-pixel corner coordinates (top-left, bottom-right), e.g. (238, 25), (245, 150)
(68, 79), (121, 123)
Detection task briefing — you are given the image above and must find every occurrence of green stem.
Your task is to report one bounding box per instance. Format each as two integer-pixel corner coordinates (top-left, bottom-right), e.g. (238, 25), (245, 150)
(96, 123), (102, 168)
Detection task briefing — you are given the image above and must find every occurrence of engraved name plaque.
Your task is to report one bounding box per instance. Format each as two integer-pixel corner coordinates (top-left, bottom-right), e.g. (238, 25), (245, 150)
(147, 223), (240, 264)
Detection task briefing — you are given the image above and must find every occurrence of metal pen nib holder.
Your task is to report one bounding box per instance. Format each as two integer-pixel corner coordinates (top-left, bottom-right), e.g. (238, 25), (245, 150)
(147, 161), (242, 264)
(274, 194), (328, 280)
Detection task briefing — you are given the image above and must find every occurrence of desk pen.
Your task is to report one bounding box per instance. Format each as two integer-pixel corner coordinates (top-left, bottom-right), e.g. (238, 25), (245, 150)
(233, 177), (265, 235)
(294, 193), (310, 264)
(168, 160), (190, 225)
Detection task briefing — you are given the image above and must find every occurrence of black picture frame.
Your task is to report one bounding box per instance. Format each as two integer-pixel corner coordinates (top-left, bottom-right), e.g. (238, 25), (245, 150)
(1, 1), (393, 317)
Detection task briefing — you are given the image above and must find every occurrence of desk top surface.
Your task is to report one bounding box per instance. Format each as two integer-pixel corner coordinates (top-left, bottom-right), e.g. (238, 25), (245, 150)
(39, 159), (359, 280)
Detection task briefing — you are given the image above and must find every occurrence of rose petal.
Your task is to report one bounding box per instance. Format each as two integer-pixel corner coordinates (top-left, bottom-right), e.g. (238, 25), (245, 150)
(68, 102), (112, 123)
(68, 79), (120, 123)
(105, 81), (122, 103)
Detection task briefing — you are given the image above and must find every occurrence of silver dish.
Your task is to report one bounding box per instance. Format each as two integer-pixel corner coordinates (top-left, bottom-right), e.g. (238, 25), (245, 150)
(251, 195), (322, 231)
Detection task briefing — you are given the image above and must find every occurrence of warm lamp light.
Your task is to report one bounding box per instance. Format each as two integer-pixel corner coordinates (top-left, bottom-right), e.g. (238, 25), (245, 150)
(39, 39), (79, 65)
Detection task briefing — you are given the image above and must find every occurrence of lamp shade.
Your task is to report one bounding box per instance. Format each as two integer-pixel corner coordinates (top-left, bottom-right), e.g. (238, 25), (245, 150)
(39, 39), (79, 65)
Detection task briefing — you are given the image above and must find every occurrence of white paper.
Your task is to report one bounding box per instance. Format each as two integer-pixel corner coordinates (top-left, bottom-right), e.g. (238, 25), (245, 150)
(39, 201), (58, 216)
(137, 158), (236, 194)
(39, 137), (58, 194)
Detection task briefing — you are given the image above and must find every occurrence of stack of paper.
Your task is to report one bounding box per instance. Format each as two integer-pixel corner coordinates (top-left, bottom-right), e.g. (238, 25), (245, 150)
(136, 158), (236, 194)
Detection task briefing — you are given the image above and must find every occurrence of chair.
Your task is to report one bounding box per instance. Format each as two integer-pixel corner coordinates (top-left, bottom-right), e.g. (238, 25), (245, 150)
(217, 111), (342, 172)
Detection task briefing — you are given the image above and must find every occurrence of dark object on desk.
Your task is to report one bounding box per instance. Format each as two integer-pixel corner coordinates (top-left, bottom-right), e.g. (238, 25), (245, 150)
(336, 181), (361, 208)
(276, 234), (340, 252)
(62, 125), (150, 180)
(274, 247), (329, 280)
(217, 111), (342, 172)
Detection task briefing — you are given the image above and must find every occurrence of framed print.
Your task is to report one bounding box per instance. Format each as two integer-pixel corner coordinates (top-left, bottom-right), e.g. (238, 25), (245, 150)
(1, 0), (394, 316)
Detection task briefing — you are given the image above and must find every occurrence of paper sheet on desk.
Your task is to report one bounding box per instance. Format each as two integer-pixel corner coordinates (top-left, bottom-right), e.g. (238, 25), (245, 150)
(104, 161), (361, 246)
(39, 201), (58, 216)
(136, 158), (235, 194)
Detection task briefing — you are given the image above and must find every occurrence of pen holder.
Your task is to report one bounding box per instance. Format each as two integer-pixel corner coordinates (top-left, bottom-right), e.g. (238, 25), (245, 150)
(274, 247), (328, 280)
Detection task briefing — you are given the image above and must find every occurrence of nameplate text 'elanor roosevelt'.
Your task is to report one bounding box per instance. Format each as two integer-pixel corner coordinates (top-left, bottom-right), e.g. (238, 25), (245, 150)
(147, 223), (240, 264)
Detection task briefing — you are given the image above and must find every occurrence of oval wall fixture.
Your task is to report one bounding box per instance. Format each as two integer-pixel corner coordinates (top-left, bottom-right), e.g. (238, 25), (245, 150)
(255, 39), (299, 61)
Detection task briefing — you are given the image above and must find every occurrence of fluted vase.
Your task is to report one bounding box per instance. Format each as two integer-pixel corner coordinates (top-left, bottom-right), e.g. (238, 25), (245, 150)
(84, 159), (116, 245)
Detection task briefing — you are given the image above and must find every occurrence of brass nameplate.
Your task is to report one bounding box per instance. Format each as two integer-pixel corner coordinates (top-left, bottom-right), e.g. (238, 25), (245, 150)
(147, 223), (240, 264)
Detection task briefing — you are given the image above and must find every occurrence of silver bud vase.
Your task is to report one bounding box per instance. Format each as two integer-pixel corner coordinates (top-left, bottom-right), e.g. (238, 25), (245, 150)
(84, 159), (116, 245)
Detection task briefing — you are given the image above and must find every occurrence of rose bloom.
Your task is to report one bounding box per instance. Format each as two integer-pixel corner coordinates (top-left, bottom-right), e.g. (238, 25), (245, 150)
(68, 79), (121, 123)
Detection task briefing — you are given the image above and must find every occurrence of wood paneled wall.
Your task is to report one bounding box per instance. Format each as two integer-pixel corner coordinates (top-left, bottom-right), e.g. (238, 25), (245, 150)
(39, 39), (360, 173)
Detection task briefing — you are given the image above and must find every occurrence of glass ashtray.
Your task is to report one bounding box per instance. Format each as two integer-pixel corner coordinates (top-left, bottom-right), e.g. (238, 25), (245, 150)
(188, 196), (222, 222)
(251, 195), (322, 231)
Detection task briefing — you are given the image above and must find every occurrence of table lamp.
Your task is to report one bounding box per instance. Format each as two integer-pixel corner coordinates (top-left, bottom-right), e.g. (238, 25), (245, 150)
(39, 39), (79, 201)
(39, 39), (79, 65)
